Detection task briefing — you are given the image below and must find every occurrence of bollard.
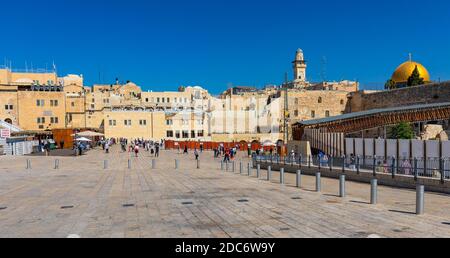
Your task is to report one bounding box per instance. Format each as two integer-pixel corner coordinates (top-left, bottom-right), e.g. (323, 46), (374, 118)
(356, 156), (360, 174)
(221, 161), (224, 171)
(175, 159), (179, 170)
(416, 185), (425, 215)
(240, 162), (243, 174)
(26, 159), (31, 170)
(329, 157), (333, 171)
(267, 166), (272, 181)
(104, 160), (108, 170)
(373, 157), (377, 177)
(414, 158), (418, 181)
(247, 163), (251, 176)
(152, 159), (156, 169)
(296, 170), (302, 188)
(54, 159), (60, 170)
(339, 175), (346, 198)
(316, 172), (321, 192)
(370, 179), (378, 205)
(226, 161), (229, 172)
(280, 168), (285, 185)
(257, 164), (261, 179)
(391, 157), (396, 179)
(128, 159), (131, 169)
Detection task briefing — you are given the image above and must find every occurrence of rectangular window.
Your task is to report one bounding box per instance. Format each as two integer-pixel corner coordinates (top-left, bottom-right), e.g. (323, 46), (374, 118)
(5, 105), (13, 110)
(294, 110), (299, 117)
(71, 102), (75, 107)
(197, 130), (204, 137)
(311, 110), (316, 118)
(162, 98), (165, 103)
(36, 100), (45, 107)
(167, 98), (170, 103)
(166, 131), (174, 138)
(157, 98), (160, 103)
(92, 98), (95, 103)
(91, 104), (95, 109)
(174, 98), (177, 103)
(295, 98), (299, 104)
(50, 100), (59, 107)
(175, 131), (181, 139)
(124, 120), (132, 126)
(145, 98), (149, 102)
(109, 120), (117, 126)
(166, 120), (173, 125)
(139, 120), (147, 126)
(191, 130), (196, 138)
(50, 117), (59, 124)
(182, 130), (189, 139)
(37, 117), (46, 124)
(325, 111), (330, 117)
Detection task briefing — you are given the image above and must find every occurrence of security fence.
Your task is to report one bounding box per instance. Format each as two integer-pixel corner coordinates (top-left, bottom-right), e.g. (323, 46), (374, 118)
(254, 154), (450, 182)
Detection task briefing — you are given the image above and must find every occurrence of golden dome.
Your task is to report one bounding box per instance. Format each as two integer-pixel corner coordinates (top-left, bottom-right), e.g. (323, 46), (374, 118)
(391, 61), (430, 83)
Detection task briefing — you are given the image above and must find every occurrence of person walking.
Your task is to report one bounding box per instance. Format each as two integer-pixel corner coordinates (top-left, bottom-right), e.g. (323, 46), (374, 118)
(155, 144), (160, 158)
(134, 144), (140, 157)
(194, 149), (199, 160)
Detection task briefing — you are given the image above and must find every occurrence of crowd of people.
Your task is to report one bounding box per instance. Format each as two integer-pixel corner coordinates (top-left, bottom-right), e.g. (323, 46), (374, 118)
(97, 138), (165, 158)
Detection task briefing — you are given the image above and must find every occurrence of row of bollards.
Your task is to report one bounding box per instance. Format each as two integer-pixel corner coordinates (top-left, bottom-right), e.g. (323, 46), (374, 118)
(246, 163), (427, 216)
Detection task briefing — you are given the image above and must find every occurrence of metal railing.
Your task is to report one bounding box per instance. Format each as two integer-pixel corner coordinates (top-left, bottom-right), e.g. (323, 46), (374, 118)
(254, 154), (450, 183)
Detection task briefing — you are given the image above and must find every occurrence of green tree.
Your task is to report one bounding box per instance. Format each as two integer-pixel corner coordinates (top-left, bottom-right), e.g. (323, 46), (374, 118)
(407, 66), (425, 87)
(391, 122), (415, 139)
(384, 79), (397, 90)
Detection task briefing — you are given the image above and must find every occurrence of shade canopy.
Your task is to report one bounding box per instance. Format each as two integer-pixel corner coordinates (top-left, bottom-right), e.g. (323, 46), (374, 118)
(76, 137), (92, 142)
(71, 131), (104, 137)
(262, 141), (276, 147)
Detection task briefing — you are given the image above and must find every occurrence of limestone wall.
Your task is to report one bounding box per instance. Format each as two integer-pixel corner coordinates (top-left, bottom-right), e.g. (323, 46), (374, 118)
(349, 82), (450, 113)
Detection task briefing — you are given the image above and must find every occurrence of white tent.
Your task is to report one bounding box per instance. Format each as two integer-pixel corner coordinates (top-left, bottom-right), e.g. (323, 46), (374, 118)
(262, 140), (276, 147)
(76, 137), (92, 142)
(71, 131), (104, 137)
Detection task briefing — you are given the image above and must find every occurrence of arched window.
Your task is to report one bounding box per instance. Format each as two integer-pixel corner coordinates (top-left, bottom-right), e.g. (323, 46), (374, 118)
(4, 118), (12, 124)
(340, 99), (344, 105)
(318, 97), (322, 104)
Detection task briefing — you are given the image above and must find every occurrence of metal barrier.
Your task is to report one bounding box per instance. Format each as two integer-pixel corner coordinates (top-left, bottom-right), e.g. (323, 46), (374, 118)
(254, 154), (450, 182)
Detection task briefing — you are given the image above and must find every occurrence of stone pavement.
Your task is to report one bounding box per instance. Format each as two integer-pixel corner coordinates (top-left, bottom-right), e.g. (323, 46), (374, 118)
(0, 146), (449, 238)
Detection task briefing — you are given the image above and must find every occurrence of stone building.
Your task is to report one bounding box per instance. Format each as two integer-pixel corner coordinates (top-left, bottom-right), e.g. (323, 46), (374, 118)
(0, 48), (360, 144)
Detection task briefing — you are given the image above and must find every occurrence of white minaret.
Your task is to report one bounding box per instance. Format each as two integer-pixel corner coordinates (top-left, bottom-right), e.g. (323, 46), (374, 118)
(293, 49), (307, 82)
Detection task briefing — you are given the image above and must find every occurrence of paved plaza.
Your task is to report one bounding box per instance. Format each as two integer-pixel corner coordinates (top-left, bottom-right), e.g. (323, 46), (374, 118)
(0, 147), (450, 238)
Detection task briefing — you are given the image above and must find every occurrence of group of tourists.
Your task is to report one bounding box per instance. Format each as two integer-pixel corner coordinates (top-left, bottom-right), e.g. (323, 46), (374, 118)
(120, 138), (163, 157)
(213, 146), (239, 162)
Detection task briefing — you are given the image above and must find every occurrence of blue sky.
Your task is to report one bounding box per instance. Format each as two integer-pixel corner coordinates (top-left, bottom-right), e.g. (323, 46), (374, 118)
(1, 0), (449, 93)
